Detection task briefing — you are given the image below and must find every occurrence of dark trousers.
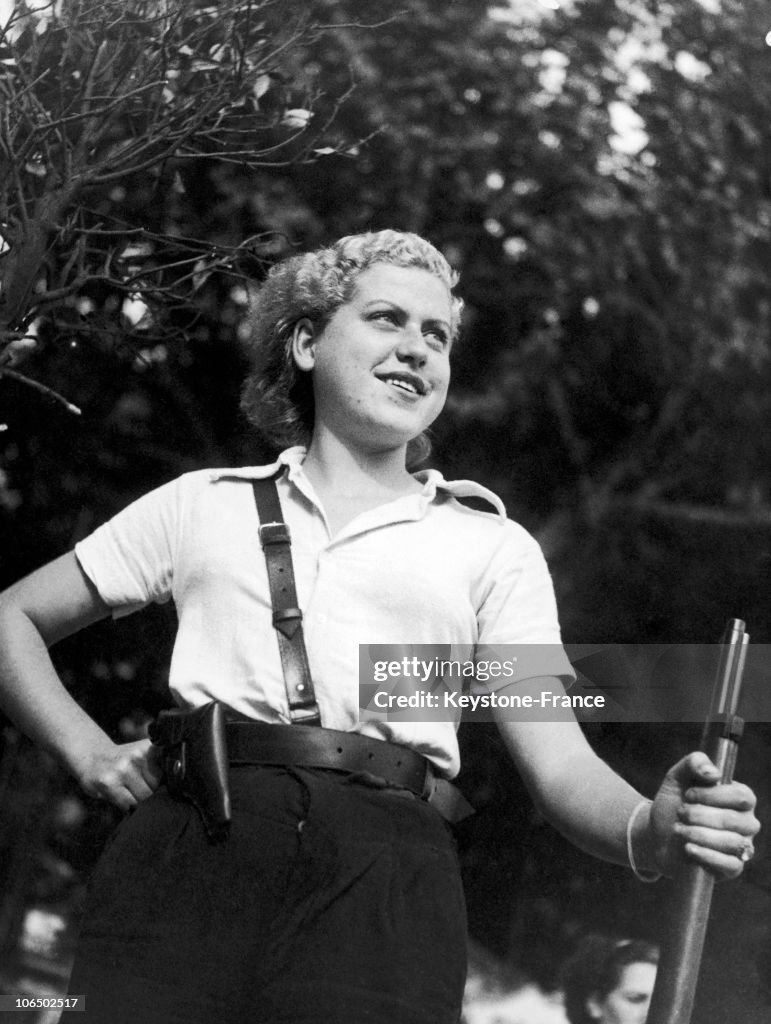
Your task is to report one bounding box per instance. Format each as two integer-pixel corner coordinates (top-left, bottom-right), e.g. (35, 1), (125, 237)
(61, 766), (467, 1024)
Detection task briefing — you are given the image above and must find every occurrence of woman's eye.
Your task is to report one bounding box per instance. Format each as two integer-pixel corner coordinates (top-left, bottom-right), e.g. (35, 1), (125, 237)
(426, 329), (449, 347)
(371, 310), (397, 324)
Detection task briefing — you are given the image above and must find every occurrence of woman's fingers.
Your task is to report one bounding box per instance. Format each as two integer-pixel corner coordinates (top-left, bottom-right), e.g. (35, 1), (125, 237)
(683, 779), (757, 812)
(77, 738), (162, 811)
(681, 842), (749, 880)
(677, 799), (759, 835)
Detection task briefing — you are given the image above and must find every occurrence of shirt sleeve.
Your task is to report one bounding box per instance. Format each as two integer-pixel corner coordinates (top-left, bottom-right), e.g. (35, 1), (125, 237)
(74, 477), (183, 618)
(475, 521), (576, 687)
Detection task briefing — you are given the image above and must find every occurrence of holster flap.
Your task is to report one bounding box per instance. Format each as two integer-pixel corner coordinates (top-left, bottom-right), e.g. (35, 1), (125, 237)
(149, 701), (231, 842)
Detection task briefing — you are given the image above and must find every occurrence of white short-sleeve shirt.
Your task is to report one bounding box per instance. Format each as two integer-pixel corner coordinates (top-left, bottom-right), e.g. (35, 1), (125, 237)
(75, 447), (574, 777)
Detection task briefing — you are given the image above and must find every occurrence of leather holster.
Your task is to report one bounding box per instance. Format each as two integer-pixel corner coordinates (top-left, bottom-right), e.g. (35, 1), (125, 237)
(149, 701), (231, 842)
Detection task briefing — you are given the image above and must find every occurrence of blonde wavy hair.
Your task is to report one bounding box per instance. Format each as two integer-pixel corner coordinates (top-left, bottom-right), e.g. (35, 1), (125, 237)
(240, 230), (463, 465)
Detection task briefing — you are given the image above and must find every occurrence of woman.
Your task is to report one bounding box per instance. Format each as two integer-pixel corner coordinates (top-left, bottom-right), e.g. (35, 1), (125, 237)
(0, 231), (759, 1024)
(561, 935), (659, 1024)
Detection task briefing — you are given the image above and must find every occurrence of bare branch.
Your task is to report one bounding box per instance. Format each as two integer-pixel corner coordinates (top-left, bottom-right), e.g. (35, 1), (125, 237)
(545, 376), (590, 473)
(0, 0), (360, 408)
(0, 366), (81, 415)
(611, 497), (771, 530)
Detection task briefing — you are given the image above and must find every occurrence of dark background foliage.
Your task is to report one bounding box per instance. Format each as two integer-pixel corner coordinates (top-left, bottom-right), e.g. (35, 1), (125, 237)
(1, 0), (770, 1018)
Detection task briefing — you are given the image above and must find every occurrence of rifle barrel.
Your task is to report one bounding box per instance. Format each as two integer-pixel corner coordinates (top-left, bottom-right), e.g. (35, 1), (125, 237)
(646, 621), (749, 1024)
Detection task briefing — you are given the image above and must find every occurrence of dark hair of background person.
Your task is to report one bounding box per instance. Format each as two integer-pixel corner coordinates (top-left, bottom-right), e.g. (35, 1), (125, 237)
(559, 934), (660, 1024)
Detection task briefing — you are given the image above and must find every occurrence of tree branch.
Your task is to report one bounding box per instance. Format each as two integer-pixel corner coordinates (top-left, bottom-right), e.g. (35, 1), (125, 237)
(0, 367), (81, 415)
(610, 497), (771, 529)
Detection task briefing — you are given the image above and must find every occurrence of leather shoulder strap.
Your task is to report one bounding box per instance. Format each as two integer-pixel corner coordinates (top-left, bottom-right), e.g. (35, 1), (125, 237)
(252, 474), (321, 726)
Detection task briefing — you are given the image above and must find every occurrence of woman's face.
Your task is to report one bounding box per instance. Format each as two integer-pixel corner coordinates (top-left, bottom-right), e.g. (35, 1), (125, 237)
(293, 262), (453, 454)
(588, 961), (657, 1024)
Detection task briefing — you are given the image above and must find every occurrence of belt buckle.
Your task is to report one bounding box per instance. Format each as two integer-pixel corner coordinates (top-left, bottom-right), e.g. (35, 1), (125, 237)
(259, 521), (290, 546)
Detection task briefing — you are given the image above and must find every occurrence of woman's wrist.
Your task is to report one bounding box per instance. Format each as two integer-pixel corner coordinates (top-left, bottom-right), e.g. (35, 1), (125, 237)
(51, 711), (116, 784)
(626, 799), (662, 882)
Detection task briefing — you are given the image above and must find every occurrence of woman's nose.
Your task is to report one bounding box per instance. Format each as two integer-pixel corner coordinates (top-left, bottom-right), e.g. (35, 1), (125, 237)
(395, 325), (428, 363)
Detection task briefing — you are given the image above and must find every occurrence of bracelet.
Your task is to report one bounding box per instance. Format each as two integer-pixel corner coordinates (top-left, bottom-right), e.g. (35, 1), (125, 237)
(626, 799), (662, 883)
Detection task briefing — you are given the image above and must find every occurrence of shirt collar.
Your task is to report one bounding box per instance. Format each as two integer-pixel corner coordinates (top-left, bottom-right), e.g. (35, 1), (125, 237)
(210, 447), (506, 520)
(414, 468), (507, 519)
(208, 446), (306, 483)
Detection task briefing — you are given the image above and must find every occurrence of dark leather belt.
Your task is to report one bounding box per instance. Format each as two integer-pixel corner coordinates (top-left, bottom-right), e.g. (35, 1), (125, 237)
(151, 703), (473, 836)
(226, 720), (432, 797)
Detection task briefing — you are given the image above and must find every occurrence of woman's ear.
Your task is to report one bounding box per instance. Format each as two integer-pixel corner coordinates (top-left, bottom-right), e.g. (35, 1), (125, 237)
(291, 318), (317, 371)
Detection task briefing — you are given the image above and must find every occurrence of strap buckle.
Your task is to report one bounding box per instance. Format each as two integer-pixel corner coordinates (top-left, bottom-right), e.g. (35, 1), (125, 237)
(290, 705), (322, 727)
(259, 521), (290, 546)
(272, 607), (303, 639)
